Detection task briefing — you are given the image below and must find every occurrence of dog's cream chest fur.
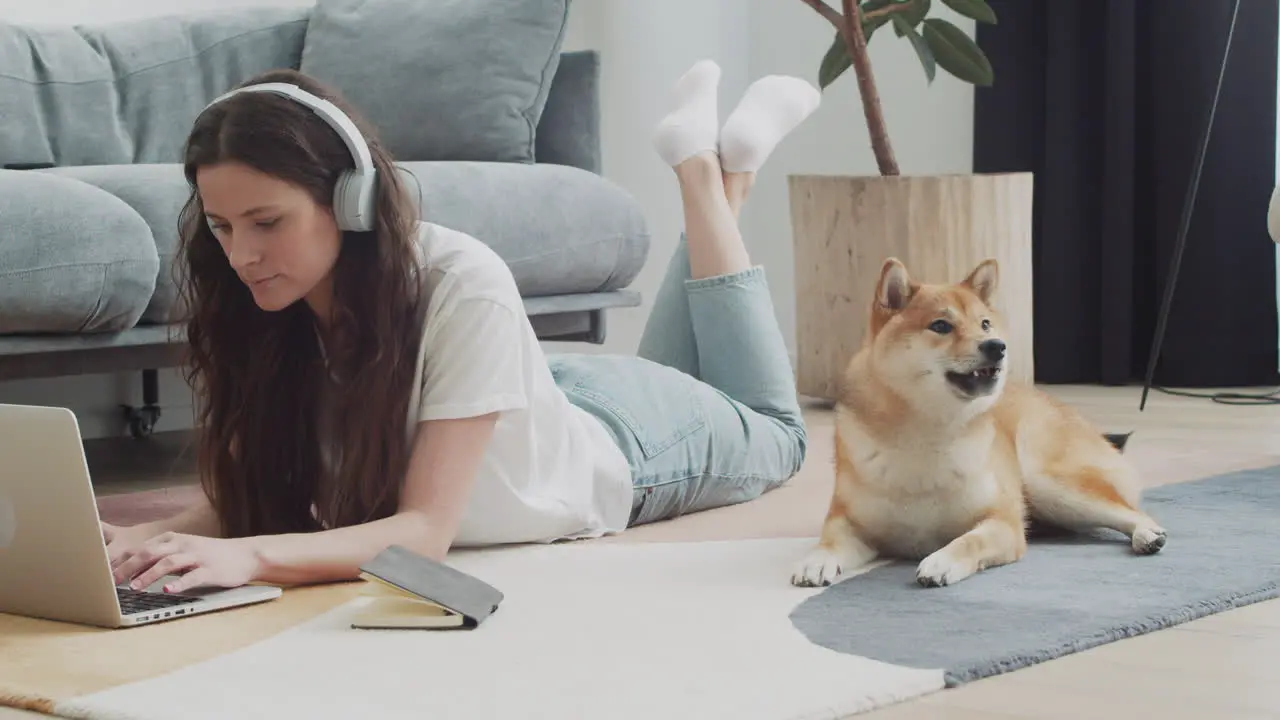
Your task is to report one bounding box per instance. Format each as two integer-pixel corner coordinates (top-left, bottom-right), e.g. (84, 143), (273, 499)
(837, 408), (1000, 559)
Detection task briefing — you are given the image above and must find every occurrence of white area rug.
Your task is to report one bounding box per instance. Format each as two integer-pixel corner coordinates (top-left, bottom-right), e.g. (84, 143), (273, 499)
(56, 538), (944, 720)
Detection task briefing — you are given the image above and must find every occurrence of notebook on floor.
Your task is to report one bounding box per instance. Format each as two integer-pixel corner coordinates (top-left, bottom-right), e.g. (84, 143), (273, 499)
(352, 545), (504, 630)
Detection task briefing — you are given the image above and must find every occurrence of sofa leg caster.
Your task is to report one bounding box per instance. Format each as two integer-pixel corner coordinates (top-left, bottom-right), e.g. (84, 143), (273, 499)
(121, 369), (162, 439)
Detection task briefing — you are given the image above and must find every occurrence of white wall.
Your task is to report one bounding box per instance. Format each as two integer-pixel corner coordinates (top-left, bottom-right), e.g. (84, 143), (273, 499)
(550, 0), (753, 357)
(0, 0), (977, 438)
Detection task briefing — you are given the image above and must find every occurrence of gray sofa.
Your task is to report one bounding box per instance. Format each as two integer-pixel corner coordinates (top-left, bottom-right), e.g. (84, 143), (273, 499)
(0, 0), (649, 437)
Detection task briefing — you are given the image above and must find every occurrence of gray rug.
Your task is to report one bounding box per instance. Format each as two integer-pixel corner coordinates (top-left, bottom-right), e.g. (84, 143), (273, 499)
(789, 464), (1280, 686)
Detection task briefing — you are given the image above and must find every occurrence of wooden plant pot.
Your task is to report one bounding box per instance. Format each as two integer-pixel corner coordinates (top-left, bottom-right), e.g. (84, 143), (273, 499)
(788, 172), (1036, 401)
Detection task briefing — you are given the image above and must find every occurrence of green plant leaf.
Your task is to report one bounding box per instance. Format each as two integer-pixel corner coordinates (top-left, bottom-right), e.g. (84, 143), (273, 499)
(921, 17), (993, 85)
(893, 15), (936, 83)
(816, 10), (893, 89)
(939, 0), (997, 24)
(893, 0), (932, 37)
(818, 33), (849, 89)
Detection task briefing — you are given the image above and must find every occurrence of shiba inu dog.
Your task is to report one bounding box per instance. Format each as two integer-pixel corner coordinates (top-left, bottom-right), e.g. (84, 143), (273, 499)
(791, 257), (1167, 589)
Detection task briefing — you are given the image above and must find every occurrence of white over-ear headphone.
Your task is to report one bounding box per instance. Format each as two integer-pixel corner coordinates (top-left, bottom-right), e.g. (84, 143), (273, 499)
(202, 82), (378, 232)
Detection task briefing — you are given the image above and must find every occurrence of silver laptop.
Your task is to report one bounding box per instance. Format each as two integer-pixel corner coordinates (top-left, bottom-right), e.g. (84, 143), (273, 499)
(0, 403), (281, 628)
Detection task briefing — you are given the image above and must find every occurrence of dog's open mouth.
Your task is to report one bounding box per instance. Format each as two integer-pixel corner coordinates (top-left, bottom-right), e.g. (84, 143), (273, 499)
(944, 364), (1002, 397)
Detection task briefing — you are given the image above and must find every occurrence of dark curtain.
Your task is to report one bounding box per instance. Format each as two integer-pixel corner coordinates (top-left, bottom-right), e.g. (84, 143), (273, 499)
(973, 0), (1280, 387)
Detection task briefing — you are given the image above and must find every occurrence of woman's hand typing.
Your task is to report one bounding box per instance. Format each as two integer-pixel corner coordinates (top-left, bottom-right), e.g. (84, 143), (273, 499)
(102, 521), (161, 566)
(111, 531), (261, 594)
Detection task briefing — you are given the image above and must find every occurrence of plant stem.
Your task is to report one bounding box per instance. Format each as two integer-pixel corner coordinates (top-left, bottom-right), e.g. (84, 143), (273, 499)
(863, 2), (920, 22)
(841, 0), (899, 175)
(798, 0), (843, 28)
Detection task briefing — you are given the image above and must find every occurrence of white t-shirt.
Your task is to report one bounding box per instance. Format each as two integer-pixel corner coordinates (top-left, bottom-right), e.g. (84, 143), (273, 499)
(399, 221), (634, 547)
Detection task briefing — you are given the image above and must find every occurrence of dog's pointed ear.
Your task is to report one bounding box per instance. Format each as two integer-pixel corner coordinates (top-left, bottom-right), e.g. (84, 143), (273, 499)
(962, 259), (999, 303)
(876, 258), (915, 312)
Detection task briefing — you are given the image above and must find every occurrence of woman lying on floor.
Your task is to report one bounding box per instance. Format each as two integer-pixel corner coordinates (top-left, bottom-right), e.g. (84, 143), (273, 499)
(106, 60), (821, 593)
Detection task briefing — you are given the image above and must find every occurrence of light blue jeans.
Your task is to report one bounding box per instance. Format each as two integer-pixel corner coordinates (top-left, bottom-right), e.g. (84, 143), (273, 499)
(549, 235), (807, 526)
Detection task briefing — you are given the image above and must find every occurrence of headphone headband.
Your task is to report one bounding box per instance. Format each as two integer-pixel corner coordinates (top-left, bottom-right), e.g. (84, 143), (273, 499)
(202, 82), (377, 232)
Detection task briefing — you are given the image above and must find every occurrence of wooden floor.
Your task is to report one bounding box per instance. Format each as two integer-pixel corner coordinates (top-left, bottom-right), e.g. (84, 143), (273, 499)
(5, 384), (1279, 719)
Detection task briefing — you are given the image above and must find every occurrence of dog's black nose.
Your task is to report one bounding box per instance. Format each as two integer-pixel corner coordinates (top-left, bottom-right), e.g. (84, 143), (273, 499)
(979, 339), (1006, 361)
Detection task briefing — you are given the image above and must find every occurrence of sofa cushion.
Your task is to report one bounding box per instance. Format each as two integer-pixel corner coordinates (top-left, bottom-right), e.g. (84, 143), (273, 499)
(42, 165), (192, 324)
(536, 51), (601, 174)
(399, 161), (649, 296)
(0, 7), (309, 168)
(19, 161), (647, 326)
(0, 171), (158, 334)
(299, 0), (570, 163)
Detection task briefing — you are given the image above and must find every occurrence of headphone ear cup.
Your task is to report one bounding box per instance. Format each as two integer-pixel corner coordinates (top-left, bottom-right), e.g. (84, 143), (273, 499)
(333, 170), (375, 232)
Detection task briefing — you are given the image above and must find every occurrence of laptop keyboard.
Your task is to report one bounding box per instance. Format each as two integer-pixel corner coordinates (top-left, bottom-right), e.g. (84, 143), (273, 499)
(117, 587), (202, 615)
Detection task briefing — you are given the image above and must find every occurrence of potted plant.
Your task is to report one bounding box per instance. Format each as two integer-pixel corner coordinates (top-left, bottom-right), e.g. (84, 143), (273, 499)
(789, 0), (1036, 400)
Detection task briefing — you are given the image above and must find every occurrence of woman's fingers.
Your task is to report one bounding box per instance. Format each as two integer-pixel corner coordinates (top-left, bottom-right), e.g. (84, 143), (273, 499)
(163, 568), (211, 594)
(131, 552), (198, 591)
(113, 536), (182, 585)
(114, 553), (159, 586)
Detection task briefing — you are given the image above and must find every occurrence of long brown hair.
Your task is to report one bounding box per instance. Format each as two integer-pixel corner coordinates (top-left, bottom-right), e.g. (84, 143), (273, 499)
(175, 69), (425, 538)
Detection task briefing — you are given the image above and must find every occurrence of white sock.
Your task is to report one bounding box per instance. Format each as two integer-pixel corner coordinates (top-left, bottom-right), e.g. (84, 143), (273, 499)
(718, 75), (821, 173)
(652, 59), (721, 167)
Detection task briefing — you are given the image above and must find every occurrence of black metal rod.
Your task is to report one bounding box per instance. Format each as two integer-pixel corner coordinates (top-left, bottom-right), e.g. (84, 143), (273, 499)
(1139, 0), (1241, 411)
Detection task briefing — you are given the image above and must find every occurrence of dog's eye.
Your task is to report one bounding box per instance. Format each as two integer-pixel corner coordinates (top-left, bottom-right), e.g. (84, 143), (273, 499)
(981, 319), (992, 332)
(929, 319), (953, 334)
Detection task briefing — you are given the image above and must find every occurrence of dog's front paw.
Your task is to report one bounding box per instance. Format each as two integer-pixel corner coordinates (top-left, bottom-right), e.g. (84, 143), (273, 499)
(1132, 525), (1168, 555)
(915, 549), (975, 588)
(791, 547), (844, 587)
